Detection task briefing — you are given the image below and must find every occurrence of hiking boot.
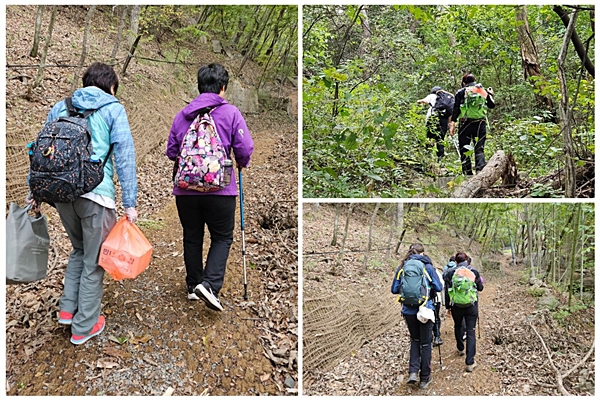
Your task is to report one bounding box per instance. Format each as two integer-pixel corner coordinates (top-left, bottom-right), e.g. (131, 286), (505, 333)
(195, 283), (224, 311)
(407, 372), (418, 385)
(466, 361), (477, 372)
(70, 315), (105, 345)
(433, 336), (443, 347)
(419, 376), (433, 389)
(457, 349), (465, 356)
(187, 286), (200, 300)
(58, 311), (73, 325)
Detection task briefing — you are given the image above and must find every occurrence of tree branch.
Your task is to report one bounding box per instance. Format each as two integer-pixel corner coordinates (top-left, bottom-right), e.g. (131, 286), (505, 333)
(553, 5), (595, 78)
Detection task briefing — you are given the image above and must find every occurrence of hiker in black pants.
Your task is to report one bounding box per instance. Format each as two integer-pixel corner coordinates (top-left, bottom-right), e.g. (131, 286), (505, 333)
(444, 252), (484, 372)
(391, 243), (443, 389)
(449, 74), (496, 175)
(417, 86), (453, 162)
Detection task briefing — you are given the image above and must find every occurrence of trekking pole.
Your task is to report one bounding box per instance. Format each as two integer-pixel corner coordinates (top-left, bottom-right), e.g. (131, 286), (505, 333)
(477, 315), (481, 339)
(239, 169), (248, 300)
(438, 341), (443, 370)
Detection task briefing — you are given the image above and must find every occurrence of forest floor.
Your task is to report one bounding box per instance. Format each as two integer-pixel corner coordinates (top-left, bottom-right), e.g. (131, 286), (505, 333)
(302, 205), (595, 396)
(6, 6), (298, 396)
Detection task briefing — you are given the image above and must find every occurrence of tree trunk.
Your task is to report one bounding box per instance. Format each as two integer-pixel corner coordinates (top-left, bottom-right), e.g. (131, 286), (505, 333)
(362, 203), (380, 274)
(394, 203), (405, 254)
(386, 206), (396, 260)
(111, 5), (128, 62)
(30, 6), (45, 58)
(452, 150), (517, 198)
(129, 5), (141, 49)
(525, 204), (535, 279)
(358, 6), (370, 59)
(568, 204), (581, 309)
(333, 204), (354, 275)
(331, 203), (341, 246)
(33, 6), (57, 89)
(579, 207), (585, 300)
(122, 34), (141, 76)
(557, 9), (578, 198)
(515, 6), (553, 110)
(72, 5), (96, 94)
(553, 6), (595, 78)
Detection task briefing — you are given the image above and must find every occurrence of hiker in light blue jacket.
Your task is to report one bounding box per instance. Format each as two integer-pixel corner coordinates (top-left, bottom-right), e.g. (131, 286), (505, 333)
(30, 62), (138, 345)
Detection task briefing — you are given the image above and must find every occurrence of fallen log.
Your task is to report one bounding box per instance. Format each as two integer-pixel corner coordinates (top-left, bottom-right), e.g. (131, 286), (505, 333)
(452, 150), (517, 198)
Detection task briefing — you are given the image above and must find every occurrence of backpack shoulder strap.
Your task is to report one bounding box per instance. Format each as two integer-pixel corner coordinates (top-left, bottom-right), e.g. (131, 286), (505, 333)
(65, 97), (98, 119)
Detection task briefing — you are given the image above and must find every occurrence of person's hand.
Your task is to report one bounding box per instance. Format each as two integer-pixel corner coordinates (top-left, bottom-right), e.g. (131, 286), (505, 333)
(449, 123), (455, 137)
(446, 309), (452, 318)
(25, 192), (41, 213)
(125, 207), (138, 224)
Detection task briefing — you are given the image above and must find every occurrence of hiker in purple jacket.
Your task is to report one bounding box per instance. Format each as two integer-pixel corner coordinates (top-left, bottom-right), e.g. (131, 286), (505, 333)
(166, 63), (254, 311)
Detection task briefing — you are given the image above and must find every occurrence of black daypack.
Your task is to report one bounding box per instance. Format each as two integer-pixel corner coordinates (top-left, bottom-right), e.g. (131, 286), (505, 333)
(433, 90), (455, 118)
(28, 98), (111, 204)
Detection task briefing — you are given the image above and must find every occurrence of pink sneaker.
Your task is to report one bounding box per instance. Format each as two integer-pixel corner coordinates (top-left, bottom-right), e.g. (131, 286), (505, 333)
(58, 311), (73, 325)
(70, 316), (105, 345)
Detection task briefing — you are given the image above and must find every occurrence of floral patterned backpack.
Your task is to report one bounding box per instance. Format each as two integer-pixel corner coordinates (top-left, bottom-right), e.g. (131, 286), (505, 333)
(174, 107), (232, 192)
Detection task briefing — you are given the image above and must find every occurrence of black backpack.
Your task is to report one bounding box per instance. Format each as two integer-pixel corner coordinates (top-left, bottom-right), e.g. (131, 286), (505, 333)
(28, 98), (111, 204)
(433, 90), (455, 118)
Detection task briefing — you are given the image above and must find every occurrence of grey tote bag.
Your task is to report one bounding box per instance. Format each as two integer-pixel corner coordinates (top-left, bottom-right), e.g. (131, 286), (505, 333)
(6, 202), (50, 284)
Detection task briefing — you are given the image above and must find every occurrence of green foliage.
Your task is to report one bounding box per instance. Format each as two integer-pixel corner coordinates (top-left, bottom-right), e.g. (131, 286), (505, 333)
(303, 5), (595, 198)
(526, 286), (547, 297)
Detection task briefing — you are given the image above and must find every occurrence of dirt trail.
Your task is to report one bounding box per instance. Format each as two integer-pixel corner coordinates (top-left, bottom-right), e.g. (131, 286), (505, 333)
(6, 104), (298, 395)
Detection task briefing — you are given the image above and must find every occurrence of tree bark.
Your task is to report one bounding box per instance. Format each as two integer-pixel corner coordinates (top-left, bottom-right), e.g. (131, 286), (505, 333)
(72, 5), (96, 94)
(111, 5), (128, 62)
(331, 203), (341, 246)
(557, 9), (578, 197)
(568, 203), (581, 309)
(33, 5), (57, 89)
(553, 6), (595, 78)
(358, 6), (370, 58)
(333, 204), (354, 275)
(30, 6), (45, 58)
(362, 203), (380, 274)
(129, 5), (141, 49)
(516, 6), (553, 110)
(386, 206), (396, 261)
(452, 150), (517, 198)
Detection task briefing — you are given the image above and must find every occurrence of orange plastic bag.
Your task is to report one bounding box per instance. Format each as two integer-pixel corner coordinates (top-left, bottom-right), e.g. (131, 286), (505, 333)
(98, 218), (153, 280)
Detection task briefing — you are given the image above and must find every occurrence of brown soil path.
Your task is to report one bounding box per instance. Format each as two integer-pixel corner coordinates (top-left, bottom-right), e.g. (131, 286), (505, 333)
(6, 106), (298, 396)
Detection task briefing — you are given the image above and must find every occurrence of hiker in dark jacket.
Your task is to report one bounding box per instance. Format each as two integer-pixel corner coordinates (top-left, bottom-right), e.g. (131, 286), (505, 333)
(432, 268), (444, 347)
(449, 74), (496, 175)
(444, 252), (484, 372)
(417, 86), (451, 162)
(391, 243), (443, 389)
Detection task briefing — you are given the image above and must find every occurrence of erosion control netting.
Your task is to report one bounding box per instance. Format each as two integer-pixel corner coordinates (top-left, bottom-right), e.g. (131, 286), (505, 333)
(5, 77), (190, 206)
(303, 290), (401, 374)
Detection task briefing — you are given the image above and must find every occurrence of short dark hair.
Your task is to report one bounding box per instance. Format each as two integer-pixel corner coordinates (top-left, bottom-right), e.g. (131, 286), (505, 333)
(462, 73), (476, 85)
(82, 62), (119, 95)
(197, 63), (229, 94)
(449, 256), (455, 262)
(455, 252), (469, 263)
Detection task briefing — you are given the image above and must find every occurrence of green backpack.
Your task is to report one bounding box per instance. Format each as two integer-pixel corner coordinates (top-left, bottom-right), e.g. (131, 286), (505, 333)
(448, 266), (478, 307)
(459, 84), (488, 120)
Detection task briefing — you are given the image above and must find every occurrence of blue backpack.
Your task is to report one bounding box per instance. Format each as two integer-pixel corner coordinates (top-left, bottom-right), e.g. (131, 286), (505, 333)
(391, 259), (431, 306)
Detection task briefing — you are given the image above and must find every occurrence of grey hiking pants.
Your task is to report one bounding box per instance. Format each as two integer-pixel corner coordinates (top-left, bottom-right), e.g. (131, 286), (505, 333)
(56, 198), (116, 336)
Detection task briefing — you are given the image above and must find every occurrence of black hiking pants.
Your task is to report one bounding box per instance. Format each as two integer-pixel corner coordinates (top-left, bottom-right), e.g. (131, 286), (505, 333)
(457, 118), (486, 175)
(451, 303), (478, 366)
(176, 195), (236, 295)
(426, 115), (449, 160)
(404, 314), (434, 379)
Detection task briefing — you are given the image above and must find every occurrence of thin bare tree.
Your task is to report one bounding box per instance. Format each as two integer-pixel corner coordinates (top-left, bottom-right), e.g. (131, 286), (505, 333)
(33, 5), (57, 89)
(72, 5), (96, 94)
(30, 6), (45, 58)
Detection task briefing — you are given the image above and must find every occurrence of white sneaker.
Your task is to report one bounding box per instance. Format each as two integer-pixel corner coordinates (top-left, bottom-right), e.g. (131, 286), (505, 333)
(187, 286), (200, 300)
(195, 283), (224, 311)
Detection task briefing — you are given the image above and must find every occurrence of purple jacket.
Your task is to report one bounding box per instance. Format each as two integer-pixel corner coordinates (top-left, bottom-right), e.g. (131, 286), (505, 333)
(166, 93), (254, 196)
